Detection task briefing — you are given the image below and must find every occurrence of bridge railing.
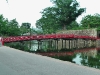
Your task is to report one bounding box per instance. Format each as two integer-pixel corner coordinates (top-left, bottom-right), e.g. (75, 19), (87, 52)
(2, 34), (97, 43)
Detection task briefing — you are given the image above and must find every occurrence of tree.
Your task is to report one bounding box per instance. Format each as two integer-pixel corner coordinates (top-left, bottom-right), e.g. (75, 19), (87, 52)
(20, 22), (31, 35)
(0, 14), (21, 36)
(7, 19), (20, 36)
(36, 12), (60, 34)
(36, 0), (85, 33)
(67, 21), (79, 29)
(81, 14), (100, 28)
(0, 14), (9, 36)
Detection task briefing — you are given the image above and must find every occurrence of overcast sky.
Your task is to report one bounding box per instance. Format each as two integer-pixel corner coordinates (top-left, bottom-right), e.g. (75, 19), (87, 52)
(0, 0), (100, 28)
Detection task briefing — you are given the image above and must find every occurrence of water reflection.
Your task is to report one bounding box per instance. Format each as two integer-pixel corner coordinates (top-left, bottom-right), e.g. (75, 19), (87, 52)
(37, 47), (100, 69)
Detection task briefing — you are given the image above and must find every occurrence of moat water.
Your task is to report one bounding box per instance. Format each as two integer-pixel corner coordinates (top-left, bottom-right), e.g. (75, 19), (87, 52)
(36, 47), (100, 69)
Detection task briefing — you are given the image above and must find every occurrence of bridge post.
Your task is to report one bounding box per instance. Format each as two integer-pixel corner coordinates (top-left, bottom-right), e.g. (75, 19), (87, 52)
(54, 39), (59, 50)
(62, 39), (64, 49)
(0, 37), (4, 46)
(65, 39), (66, 49)
(73, 39), (76, 48)
(48, 39), (53, 50)
(56, 39), (58, 50)
(69, 40), (70, 49)
(70, 39), (74, 49)
(37, 40), (40, 50)
(83, 39), (85, 47)
(75, 39), (77, 48)
(71, 39), (74, 49)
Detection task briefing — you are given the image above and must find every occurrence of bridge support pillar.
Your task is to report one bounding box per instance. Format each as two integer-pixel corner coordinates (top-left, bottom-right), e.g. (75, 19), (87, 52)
(0, 37), (4, 46)
(83, 39), (85, 47)
(37, 40), (41, 50)
(57, 39), (58, 50)
(69, 40), (71, 49)
(65, 39), (66, 49)
(49, 39), (52, 50)
(55, 40), (57, 50)
(93, 40), (96, 46)
(62, 39), (63, 49)
(73, 39), (76, 48)
(54, 39), (59, 50)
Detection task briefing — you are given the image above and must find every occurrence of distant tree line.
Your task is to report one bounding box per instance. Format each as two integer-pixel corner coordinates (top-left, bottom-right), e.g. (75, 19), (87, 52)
(0, 14), (39, 37)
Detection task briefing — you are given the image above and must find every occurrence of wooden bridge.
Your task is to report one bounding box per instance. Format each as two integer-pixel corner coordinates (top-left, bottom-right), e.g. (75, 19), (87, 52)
(0, 34), (97, 43)
(0, 34), (98, 50)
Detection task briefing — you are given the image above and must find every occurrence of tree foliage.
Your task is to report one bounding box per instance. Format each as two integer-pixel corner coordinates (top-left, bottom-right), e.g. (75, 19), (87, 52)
(7, 19), (20, 36)
(20, 22), (31, 35)
(0, 14), (33, 51)
(0, 15), (21, 36)
(36, 0), (85, 33)
(0, 15), (8, 36)
(81, 14), (100, 28)
(67, 21), (79, 29)
(0, 17), (21, 36)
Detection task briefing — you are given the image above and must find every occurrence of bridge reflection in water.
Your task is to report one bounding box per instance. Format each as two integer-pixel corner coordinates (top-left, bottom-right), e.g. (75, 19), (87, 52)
(37, 47), (100, 69)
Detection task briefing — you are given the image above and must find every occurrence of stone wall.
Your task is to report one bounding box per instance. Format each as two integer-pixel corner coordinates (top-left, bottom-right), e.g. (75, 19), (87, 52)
(36, 29), (98, 51)
(55, 28), (97, 50)
(57, 28), (97, 37)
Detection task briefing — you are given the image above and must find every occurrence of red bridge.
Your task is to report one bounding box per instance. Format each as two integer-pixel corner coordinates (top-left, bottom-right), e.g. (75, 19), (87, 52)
(0, 34), (97, 45)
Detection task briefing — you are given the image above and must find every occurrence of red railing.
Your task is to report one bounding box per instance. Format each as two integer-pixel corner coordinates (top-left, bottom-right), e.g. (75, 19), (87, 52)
(2, 34), (97, 43)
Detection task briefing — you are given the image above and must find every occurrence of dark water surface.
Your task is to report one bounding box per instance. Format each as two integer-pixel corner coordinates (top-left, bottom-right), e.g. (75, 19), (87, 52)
(37, 47), (100, 69)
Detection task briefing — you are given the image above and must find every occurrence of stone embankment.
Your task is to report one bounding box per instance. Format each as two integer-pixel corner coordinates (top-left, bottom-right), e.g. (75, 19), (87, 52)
(54, 28), (98, 49)
(57, 28), (97, 37)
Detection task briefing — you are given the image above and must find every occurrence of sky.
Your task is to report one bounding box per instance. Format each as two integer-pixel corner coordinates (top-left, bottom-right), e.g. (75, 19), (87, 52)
(0, 0), (100, 28)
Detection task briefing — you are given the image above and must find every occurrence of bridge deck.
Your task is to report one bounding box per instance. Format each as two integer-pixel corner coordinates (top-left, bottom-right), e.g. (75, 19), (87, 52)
(0, 46), (100, 75)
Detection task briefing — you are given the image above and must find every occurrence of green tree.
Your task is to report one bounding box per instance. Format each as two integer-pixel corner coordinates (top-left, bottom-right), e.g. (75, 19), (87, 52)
(36, 13), (59, 34)
(0, 14), (8, 36)
(81, 14), (100, 28)
(20, 22), (31, 35)
(7, 19), (20, 36)
(36, 0), (85, 33)
(0, 15), (21, 36)
(67, 21), (79, 29)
